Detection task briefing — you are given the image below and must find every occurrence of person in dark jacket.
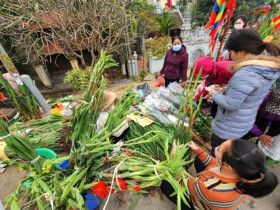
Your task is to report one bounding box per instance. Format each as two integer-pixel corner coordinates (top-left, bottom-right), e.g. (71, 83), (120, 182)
(243, 84), (280, 147)
(159, 36), (189, 87)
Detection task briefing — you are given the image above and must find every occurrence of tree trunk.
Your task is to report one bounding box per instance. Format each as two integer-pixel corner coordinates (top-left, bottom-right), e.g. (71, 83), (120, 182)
(124, 8), (134, 78)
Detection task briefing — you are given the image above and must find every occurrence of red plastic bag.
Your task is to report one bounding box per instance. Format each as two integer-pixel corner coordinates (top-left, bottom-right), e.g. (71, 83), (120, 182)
(156, 76), (164, 87)
(0, 92), (6, 101)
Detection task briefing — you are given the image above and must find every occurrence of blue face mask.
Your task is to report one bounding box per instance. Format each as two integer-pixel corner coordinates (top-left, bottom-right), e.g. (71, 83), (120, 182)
(172, 45), (182, 52)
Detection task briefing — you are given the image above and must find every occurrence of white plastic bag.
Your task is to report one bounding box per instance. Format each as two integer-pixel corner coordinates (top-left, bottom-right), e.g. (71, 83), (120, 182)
(258, 134), (280, 161)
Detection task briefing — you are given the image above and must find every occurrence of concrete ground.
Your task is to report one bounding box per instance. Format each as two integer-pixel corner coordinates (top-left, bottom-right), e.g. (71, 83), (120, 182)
(1, 76), (280, 209)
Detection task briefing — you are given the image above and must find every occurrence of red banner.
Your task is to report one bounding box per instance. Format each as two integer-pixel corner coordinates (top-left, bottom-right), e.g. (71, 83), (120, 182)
(167, 0), (172, 9)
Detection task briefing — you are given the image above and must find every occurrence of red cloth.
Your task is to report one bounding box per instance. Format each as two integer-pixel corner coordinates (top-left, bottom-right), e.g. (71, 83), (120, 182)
(167, 0), (172, 9)
(192, 56), (234, 100)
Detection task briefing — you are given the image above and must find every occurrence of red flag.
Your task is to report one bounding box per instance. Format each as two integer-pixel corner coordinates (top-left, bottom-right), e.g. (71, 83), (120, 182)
(167, 0), (172, 9)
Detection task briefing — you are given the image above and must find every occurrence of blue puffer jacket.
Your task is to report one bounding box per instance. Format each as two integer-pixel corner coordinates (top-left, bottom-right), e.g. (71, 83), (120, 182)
(211, 56), (280, 140)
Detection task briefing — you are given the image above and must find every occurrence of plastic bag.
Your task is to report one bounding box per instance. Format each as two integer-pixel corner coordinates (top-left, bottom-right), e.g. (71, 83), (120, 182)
(137, 83), (152, 98)
(156, 76), (165, 87)
(258, 134), (280, 161)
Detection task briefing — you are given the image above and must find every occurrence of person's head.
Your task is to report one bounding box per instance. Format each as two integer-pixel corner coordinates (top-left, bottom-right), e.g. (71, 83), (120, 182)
(215, 139), (278, 198)
(192, 56), (215, 79)
(234, 15), (248, 31)
(102, 91), (117, 111)
(225, 29), (280, 61)
(171, 36), (183, 52)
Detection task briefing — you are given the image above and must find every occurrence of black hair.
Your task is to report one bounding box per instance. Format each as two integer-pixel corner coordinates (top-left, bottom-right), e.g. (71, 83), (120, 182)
(172, 36), (183, 44)
(225, 29), (280, 57)
(235, 15), (248, 28)
(222, 139), (278, 198)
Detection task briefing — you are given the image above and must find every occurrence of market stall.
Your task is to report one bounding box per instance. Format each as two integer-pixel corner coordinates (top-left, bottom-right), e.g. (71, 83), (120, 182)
(0, 50), (212, 210)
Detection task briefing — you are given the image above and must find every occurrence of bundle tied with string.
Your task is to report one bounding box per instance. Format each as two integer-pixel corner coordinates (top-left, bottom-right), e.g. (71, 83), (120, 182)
(99, 138), (194, 209)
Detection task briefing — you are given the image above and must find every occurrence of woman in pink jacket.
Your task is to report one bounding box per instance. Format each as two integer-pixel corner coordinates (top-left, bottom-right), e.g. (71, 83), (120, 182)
(192, 56), (234, 117)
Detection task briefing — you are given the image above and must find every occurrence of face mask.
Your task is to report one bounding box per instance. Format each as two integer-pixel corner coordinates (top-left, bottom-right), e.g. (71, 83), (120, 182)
(215, 146), (222, 165)
(172, 45), (182, 52)
(200, 75), (209, 79)
(234, 24), (243, 30)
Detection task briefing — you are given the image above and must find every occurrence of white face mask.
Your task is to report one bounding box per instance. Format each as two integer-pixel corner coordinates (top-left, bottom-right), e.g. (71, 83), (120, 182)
(215, 146), (222, 165)
(234, 24), (243, 30)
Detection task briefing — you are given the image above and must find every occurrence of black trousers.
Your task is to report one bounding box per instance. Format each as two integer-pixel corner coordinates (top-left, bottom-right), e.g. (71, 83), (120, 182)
(165, 77), (180, 87)
(194, 133), (226, 173)
(243, 114), (280, 140)
(210, 101), (218, 119)
(160, 180), (194, 210)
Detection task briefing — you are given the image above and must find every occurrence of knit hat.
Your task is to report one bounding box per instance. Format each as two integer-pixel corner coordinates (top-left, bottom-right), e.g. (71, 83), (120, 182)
(265, 86), (280, 115)
(102, 91), (117, 111)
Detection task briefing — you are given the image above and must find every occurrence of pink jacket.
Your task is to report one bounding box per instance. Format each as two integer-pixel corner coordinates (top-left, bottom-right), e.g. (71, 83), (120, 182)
(192, 57), (234, 100)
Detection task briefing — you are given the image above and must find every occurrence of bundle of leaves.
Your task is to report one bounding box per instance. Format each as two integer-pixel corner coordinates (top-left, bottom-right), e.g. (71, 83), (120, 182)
(64, 68), (92, 91)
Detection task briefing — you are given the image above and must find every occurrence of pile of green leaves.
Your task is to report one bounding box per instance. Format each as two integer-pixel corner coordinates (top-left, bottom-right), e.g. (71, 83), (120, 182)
(0, 72), (40, 121)
(0, 118), (45, 172)
(4, 115), (68, 157)
(70, 50), (118, 145)
(1, 51), (206, 210)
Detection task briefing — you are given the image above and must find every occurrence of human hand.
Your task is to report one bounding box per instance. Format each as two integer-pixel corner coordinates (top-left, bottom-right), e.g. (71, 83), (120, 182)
(182, 82), (186, 87)
(172, 140), (183, 157)
(188, 141), (198, 151)
(259, 134), (273, 147)
(207, 97), (213, 103)
(214, 87), (225, 94)
(208, 89), (216, 96)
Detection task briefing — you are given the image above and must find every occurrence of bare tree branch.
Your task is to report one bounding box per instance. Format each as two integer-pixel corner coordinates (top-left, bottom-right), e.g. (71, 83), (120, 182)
(0, 0), (137, 67)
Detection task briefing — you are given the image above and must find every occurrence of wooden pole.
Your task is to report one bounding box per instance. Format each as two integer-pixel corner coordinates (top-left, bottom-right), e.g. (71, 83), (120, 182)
(215, 13), (232, 62)
(0, 43), (19, 75)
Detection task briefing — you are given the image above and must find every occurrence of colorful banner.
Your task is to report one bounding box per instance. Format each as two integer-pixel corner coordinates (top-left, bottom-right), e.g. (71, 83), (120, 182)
(205, 0), (237, 51)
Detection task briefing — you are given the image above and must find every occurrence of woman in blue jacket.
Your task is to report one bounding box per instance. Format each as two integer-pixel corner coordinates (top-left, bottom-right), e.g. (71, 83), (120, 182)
(208, 29), (280, 152)
(194, 29), (280, 174)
